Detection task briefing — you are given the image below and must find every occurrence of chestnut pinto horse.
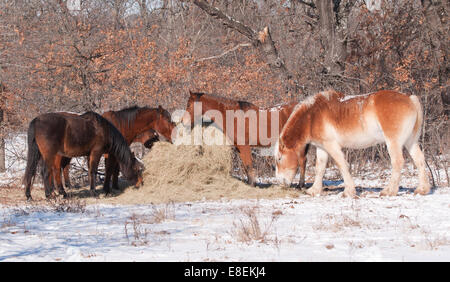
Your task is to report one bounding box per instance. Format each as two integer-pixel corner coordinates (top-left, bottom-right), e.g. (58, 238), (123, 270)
(275, 90), (431, 197)
(60, 106), (175, 193)
(181, 91), (308, 186)
(23, 112), (143, 201)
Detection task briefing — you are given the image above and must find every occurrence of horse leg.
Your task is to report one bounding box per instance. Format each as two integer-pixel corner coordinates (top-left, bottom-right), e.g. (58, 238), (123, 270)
(381, 140), (404, 197)
(236, 145), (256, 186)
(53, 155), (67, 198)
(405, 141), (431, 195)
(103, 155), (116, 195)
(297, 144), (310, 188)
(323, 142), (356, 198)
(41, 157), (57, 199)
(40, 160), (54, 197)
(111, 160), (120, 191)
(307, 147), (328, 196)
(88, 151), (102, 197)
(61, 157), (72, 189)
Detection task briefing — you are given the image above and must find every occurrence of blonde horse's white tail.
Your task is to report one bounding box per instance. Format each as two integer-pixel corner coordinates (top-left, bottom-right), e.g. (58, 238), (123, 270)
(409, 95), (423, 142)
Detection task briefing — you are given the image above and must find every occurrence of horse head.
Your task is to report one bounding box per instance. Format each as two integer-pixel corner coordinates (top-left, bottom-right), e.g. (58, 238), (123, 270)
(274, 139), (300, 187)
(181, 90), (204, 129)
(133, 129), (159, 149)
(126, 152), (145, 188)
(152, 105), (176, 143)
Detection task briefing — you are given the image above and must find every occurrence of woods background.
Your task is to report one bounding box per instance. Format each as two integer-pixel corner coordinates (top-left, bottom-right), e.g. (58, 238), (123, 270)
(0, 0), (448, 183)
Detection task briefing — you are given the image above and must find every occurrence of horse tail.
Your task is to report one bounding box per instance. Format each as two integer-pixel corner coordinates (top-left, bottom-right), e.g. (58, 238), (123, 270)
(409, 95), (423, 142)
(23, 118), (42, 199)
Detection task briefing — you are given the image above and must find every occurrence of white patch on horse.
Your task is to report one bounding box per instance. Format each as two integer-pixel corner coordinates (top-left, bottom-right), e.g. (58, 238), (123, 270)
(339, 92), (373, 102)
(268, 104), (284, 112)
(58, 111), (81, 115)
(319, 90), (335, 100)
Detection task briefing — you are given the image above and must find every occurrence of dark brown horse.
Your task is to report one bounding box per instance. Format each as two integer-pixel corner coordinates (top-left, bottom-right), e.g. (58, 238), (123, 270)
(133, 129), (159, 149)
(60, 106), (176, 193)
(23, 111), (144, 200)
(101, 105), (175, 192)
(181, 91), (308, 187)
(59, 128), (158, 190)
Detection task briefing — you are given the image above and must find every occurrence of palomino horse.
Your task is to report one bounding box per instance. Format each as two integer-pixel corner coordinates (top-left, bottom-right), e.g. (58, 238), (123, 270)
(275, 90), (431, 197)
(181, 91), (308, 187)
(23, 112), (144, 200)
(59, 106), (175, 193)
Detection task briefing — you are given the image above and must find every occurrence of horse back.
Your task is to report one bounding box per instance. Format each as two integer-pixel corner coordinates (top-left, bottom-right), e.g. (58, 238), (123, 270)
(316, 90), (419, 148)
(64, 114), (98, 148)
(371, 90), (421, 141)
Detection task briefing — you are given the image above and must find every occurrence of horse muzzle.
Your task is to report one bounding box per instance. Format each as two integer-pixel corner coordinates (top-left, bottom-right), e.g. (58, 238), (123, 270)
(134, 175), (144, 188)
(275, 169), (295, 188)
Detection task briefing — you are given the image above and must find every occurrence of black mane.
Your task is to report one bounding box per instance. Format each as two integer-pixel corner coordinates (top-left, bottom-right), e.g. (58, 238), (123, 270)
(113, 105), (171, 127)
(81, 111), (133, 168)
(190, 92), (256, 109)
(113, 106), (141, 128)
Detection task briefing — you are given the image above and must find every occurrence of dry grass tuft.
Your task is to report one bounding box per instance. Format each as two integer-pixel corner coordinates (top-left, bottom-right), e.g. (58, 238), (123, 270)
(48, 197), (87, 213)
(231, 206), (281, 244)
(150, 202), (176, 223)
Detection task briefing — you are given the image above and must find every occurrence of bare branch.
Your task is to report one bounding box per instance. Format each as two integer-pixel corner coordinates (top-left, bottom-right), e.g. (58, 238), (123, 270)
(192, 0), (298, 96)
(195, 43), (251, 62)
(297, 0), (317, 9)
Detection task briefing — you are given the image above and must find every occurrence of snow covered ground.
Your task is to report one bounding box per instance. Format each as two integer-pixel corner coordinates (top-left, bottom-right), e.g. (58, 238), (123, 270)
(0, 133), (448, 261)
(1, 187), (449, 262)
(0, 134), (27, 187)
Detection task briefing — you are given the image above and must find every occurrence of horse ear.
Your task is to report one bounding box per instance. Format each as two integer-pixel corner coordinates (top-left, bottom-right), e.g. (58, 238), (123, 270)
(158, 105), (163, 112)
(189, 90), (194, 95)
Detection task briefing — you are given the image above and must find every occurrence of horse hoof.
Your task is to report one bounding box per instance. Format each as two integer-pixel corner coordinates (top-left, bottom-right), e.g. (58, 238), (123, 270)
(306, 188), (321, 197)
(414, 187), (430, 195)
(46, 193), (57, 199)
(380, 190), (395, 197)
(90, 190), (99, 198)
(26, 196), (33, 202)
(342, 190), (356, 198)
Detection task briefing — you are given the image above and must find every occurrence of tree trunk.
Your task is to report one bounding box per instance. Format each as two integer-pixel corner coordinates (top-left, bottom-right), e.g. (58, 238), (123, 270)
(0, 85), (5, 172)
(421, 0), (449, 116)
(316, 0), (346, 75)
(0, 136), (5, 173)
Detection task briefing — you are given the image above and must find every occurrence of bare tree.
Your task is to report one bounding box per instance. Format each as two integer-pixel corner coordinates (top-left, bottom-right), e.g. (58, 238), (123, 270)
(192, 0), (300, 98)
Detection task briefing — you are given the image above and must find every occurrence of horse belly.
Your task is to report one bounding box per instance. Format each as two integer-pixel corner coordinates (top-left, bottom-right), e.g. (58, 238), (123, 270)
(338, 131), (384, 149)
(334, 115), (385, 149)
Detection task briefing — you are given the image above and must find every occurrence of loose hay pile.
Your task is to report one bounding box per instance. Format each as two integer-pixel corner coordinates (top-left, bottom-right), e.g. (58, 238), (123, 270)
(95, 126), (301, 204)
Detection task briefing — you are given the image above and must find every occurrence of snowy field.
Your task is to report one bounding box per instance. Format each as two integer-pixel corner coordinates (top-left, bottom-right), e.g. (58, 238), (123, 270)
(0, 134), (449, 261)
(1, 189), (449, 262)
